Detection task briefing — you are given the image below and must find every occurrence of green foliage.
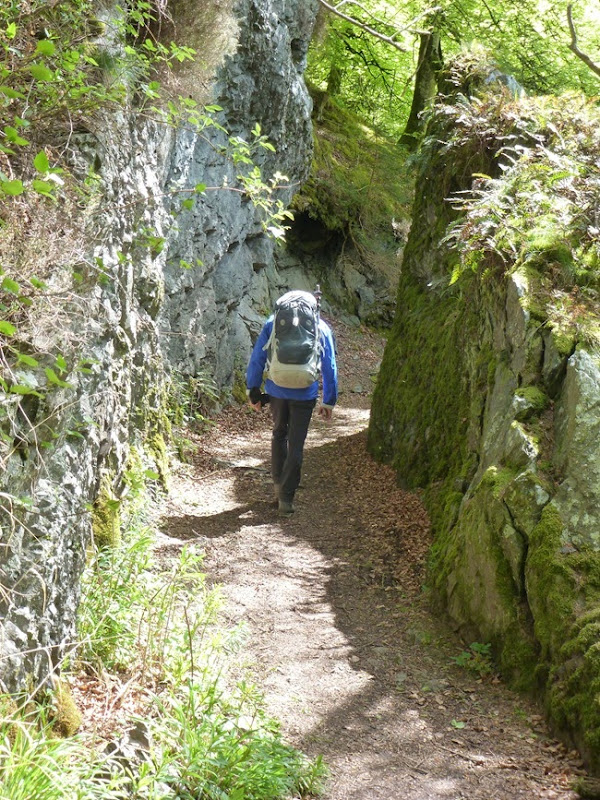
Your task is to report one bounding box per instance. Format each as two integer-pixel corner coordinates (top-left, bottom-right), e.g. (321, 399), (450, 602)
(0, 0), (188, 199)
(0, 718), (126, 800)
(451, 642), (494, 676)
(307, 1), (600, 142)
(167, 370), (220, 430)
(307, 4), (414, 138)
(292, 87), (412, 292)
(77, 522), (153, 671)
(441, 90), (600, 346)
(74, 494), (327, 798)
(149, 681), (327, 799)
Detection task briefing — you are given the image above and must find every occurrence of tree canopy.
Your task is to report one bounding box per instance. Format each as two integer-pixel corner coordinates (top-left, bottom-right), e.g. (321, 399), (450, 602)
(307, 0), (600, 138)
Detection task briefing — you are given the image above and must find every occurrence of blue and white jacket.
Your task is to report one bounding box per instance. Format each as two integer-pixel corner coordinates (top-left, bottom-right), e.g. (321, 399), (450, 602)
(246, 316), (338, 407)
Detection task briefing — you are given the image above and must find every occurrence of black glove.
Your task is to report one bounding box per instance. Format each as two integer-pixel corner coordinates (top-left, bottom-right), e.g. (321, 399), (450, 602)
(248, 386), (262, 404)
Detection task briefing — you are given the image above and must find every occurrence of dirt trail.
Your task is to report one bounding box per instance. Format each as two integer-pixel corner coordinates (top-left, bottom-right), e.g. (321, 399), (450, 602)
(162, 323), (585, 800)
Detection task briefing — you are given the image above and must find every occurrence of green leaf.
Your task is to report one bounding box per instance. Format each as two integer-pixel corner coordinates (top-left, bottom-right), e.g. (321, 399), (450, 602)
(194, 183), (206, 194)
(6, 23), (16, 39)
(55, 354), (67, 371)
(16, 353), (39, 367)
(10, 385), (42, 396)
(45, 368), (72, 388)
(32, 179), (55, 197)
(77, 358), (97, 374)
(451, 720), (466, 729)
(33, 151), (50, 173)
(4, 127), (29, 146)
(0, 86), (24, 99)
(35, 40), (56, 56)
(144, 469), (161, 480)
(1, 179), (24, 196)
(2, 277), (21, 294)
(30, 277), (48, 290)
(30, 64), (55, 82)
(181, 198), (194, 210)
(0, 320), (16, 335)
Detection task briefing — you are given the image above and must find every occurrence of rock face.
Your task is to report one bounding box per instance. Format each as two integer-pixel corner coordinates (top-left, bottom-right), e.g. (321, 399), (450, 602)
(368, 89), (600, 767)
(0, 0), (318, 693)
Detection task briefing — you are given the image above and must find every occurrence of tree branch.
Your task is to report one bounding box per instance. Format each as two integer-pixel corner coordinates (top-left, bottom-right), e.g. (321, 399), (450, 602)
(567, 3), (600, 79)
(315, 0), (407, 52)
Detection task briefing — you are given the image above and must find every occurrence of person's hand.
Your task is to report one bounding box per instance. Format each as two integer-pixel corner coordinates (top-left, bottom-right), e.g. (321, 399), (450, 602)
(248, 387), (262, 411)
(318, 405), (333, 421)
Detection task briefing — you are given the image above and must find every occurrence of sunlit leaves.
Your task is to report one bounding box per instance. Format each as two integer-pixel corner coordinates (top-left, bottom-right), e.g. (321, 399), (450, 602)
(0, 320), (16, 335)
(33, 151), (50, 172)
(29, 64), (55, 82)
(0, 179), (23, 195)
(34, 40), (56, 57)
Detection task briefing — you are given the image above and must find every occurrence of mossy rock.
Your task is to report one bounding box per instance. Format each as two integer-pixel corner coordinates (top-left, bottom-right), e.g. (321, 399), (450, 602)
(92, 474), (121, 549)
(514, 387), (550, 421)
(231, 368), (248, 405)
(49, 680), (82, 737)
(145, 432), (169, 488)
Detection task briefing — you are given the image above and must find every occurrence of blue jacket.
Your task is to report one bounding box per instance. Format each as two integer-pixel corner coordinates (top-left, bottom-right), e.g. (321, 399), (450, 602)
(246, 316), (338, 407)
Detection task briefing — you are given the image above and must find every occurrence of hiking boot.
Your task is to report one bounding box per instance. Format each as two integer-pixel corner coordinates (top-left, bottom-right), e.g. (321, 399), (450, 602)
(278, 499), (294, 515)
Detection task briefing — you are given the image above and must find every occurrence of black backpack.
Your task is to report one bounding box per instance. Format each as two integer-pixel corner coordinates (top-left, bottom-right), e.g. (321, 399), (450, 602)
(265, 290), (322, 388)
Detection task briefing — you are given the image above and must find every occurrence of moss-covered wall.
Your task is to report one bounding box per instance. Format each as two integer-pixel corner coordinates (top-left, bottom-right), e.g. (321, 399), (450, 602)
(369, 72), (600, 768)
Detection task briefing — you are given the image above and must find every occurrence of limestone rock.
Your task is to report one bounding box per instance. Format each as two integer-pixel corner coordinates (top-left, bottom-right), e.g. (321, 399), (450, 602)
(0, 0), (318, 693)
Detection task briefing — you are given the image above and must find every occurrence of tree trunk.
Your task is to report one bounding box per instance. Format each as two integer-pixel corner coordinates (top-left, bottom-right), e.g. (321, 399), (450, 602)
(400, 29), (443, 151)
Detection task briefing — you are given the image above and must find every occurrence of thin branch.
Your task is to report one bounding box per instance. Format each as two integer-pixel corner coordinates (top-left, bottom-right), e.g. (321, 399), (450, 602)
(315, 0), (408, 52)
(335, 0), (404, 32)
(567, 4), (600, 78)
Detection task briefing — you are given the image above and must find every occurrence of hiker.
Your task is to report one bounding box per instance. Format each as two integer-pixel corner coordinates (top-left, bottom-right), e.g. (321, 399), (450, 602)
(246, 288), (338, 515)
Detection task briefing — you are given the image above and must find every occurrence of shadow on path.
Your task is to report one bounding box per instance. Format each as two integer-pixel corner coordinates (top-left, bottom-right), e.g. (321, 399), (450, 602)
(162, 407), (583, 800)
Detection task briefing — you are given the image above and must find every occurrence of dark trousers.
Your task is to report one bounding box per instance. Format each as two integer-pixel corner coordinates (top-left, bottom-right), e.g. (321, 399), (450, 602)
(270, 396), (316, 502)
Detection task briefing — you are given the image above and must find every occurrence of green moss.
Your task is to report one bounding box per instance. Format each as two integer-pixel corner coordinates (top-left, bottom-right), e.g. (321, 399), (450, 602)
(137, 370), (173, 488)
(526, 504), (572, 657)
(524, 226), (573, 268)
(49, 680), (82, 737)
(522, 503), (600, 766)
(92, 475), (121, 549)
(146, 432), (169, 488)
(480, 466), (519, 499)
(231, 368), (248, 405)
(293, 88), (412, 252)
(553, 330), (577, 357)
(514, 386), (550, 421)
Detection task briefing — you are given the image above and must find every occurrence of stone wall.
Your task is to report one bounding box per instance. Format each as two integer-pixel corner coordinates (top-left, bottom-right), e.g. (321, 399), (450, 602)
(368, 89), (600, 766)
(0, 0), (318, 693)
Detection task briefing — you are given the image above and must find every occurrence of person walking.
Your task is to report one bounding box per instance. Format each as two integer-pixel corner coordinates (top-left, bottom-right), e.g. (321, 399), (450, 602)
(246, 288), (338, 515)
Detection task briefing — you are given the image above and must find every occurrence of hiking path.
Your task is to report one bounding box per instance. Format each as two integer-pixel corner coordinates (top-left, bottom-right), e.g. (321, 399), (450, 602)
(162, 322), (584, 800)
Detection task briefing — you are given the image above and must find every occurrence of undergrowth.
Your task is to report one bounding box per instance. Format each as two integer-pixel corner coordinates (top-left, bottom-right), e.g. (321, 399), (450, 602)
(437, 90), (600, 346)
(1, 487), (327, 799)
(293, 86), (412, 253)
